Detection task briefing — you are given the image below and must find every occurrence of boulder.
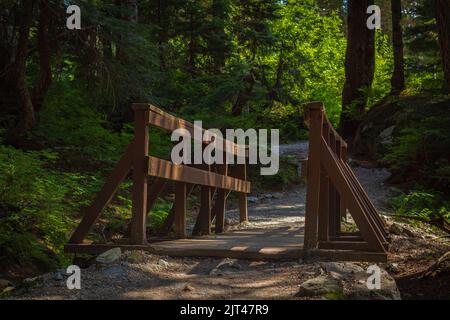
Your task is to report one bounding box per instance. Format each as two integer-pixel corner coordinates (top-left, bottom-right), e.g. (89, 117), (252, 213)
(96, 248), (122, 265)
(321, 262), (365, 279)
(157, 258), (170, 268)
(296, 275), (343, 298)
(0, 279), (14, 293)
(388, 222), (405, 235)
(379, 125), (395, 145)
(53, 271), (64, 281)
(209, 258), (242, 276)
(348, 268), (401, 300)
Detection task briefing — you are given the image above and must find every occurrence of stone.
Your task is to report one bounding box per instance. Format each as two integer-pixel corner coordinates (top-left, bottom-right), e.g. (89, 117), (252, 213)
(209, 258), (241, 275)
(402, 227), (418, 238)
(247, 196), (259, 203)
(348, 268), (401, 300)
(0, 279), (14, 291)
(296, 275), (343, 297)
(388, 263), (400, 273)
(126, 250), (147, 263)
(321, 262), (365, 279)
(2, 286), (15, 294)
(53, 271), (64, 281)
(182, 284), (194, 292)
(388, 222), (405, 236)
(22, 276), (42, 288)
(379, 125), (395, 145)
(96, 248), (122, 264)
(157, 259), (170, 268)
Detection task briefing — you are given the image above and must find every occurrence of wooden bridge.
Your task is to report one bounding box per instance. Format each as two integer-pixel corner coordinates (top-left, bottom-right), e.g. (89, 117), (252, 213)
(65, 102), (389, 262)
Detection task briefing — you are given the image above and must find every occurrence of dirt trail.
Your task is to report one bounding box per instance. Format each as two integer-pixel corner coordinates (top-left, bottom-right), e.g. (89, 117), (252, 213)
(11, 142), (450, 300)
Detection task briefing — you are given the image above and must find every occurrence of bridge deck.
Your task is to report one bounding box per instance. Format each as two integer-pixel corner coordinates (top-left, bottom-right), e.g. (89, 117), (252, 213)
(65, 225), (305, 261)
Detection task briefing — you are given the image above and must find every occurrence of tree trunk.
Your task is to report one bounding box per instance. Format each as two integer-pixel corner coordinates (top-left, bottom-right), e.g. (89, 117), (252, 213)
(231, 73), (255, 116)
(340, 0), (375, 140)
(15, 0), (35, 136)
(390, 0), (405, 95)
(209, 0), (229, 73)
(436, 0), (450, 93)
(126, 0), (138, 23)
(32, 0), (52, 113)
(188, 11), (197, 75)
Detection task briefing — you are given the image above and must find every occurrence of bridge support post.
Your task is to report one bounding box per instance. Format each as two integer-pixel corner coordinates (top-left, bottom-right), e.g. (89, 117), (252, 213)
(130, 104), (149, 245)
(304, 102), (324, 256)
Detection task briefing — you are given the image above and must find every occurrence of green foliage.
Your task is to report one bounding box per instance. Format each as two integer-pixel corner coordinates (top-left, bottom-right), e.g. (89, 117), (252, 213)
(32, 85), (133, 165)
(390, 191), (450, 224)
(383, 98), (450, 192)
(0, 146), (76, 268)
(369, 31), (394, 106)
(147, 200), (171, 233)
(268, 0), (347, 126)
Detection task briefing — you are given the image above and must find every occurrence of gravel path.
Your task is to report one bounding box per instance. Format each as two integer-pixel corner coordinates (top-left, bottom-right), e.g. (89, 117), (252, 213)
(226, 141), (392, 231)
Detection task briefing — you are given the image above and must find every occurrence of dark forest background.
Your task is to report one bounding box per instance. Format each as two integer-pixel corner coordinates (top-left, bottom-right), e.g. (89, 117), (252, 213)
(0, 0), (449, 279)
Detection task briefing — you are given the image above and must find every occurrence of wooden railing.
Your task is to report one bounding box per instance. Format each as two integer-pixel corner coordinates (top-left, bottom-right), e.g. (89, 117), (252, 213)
(66, 103), (250, 248)
(303, 102), (389, 262)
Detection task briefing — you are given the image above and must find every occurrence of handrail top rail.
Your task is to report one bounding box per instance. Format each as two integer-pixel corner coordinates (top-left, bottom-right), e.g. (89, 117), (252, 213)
(133, 103), (248, 156)
(303, 102), (348, 149)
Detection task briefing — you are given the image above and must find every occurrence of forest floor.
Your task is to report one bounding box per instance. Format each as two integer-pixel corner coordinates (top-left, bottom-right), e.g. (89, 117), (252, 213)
(8, 142), (450, 300)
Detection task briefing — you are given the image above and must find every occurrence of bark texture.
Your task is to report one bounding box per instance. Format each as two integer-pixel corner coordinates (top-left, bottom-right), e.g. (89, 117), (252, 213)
(340, 0), (375, 140)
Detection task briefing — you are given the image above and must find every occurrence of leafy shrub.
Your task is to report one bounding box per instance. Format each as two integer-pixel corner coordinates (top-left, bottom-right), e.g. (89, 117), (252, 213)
(32, 85), (133, 165)
(147, 200), (171, 232)
(390, 191), (450, 225)
(379, 98), (450, 194)
(0, 146), (77, 268)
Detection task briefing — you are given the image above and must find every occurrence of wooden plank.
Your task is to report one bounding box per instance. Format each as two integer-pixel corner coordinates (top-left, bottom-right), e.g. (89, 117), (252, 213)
(318, 241), (372, 251)
(192, 165), (212, 236)
(320, 138), (386, 252)
(210, 189), (231, 221)
(318, 122), (330, 242)
(147, 156), (250, 193)
(300, 159), (308, 179)
(311, 249), (387, 263)
(339, 161), (388, 242)
(132, 103), (246, 157)
(130, 107), (149, 245)
(174, 182), (187, 238)
(146, 178), (167, 214)
(64, 243), (304, 261)
(303, 102), (347, 149)
(64, 244), (386, 262)
(157, 183), (195, 236)
(341, 161), (388, 238)
(68, 142), (134, 244)
(340, 144), (348, 220)
(328, 130), (340, 237)
(304, 105), (323, 253)
(235, 164), (248, 223)
(214, 161), (228, 234)
(330, 235), (364, 241)
(322, 142), (386, 252)
(125, 177), (167, 237)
